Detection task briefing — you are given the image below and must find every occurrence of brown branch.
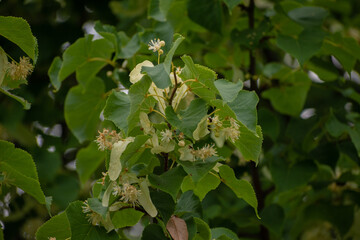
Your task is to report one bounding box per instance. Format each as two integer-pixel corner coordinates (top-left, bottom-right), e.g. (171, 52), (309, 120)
(168, 69), (178, 106)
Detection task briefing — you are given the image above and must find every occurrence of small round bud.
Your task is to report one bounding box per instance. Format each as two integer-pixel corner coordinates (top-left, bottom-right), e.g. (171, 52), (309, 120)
(106, 71), (113, 77)
(160, 41), (165, 47)
(158, 49), (164, 55)
(178, 140), (185, 147)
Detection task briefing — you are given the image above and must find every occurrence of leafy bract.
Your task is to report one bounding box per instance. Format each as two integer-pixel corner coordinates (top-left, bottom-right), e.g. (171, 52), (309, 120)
(127, 76), (156, 134)
(0, 140), (46, 204)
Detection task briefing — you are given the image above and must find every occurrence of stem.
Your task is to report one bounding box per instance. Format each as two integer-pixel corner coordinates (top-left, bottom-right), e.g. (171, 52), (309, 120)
(248, 0), (258, 93)
(87, 57), (116, 67)
(168, 66), (178, 106)
(151, 109), (167, 120)
(246, 1), (269, 239)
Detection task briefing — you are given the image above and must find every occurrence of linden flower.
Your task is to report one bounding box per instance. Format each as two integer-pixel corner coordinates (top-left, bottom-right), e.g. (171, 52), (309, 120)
(148, 38), (165, 53)
(121, 183), (141, 207)
(160, 129), (173, 143)
(7, 57), (33, 80)
(95, 129), (122, 151)
(82, 200), (102, 225)
(191, 144), (218, 161)
(48, 237), (56, 240)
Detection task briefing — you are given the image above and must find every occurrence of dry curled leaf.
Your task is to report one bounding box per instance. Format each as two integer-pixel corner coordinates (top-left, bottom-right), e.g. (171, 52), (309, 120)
(166, 215), (188, 240)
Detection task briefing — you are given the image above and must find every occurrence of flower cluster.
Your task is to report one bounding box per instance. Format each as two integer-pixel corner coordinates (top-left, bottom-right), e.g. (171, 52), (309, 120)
(211, 116), (240, 146)
(82, 200), (102, 226)
(191, 144), (218, 161)
(6, 57), (33, 80)
(95, 129), (122, 151)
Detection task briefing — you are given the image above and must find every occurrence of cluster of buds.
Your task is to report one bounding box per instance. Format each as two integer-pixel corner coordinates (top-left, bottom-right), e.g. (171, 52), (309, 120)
(210, 116), (240, 143)
(82, 200), (102, 226)
(95, 129), (122, 151)
(224, 117), (240, 142)
(191, 144), (218, 161)
(113, 183), (141, 207)
(6, 56), (33, 81)
(148, 38), (165, 55)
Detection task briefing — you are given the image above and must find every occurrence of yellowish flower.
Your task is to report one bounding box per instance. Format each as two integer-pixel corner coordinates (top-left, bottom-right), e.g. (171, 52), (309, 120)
(7, 56), (33, 80)
(160, 129), (173, 143)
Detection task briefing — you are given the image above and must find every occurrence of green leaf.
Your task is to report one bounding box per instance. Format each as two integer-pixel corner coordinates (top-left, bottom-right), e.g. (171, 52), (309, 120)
(193, 217), (211, 240)
(58, 35), (114, 85)
(218, 165), (259, 218)
(0, 87), (31, 109)
(232, 21), (272, 50)
(178, 156), (218, 183)
(0, 16), (36, 60)
(166, 99), (208, 139)
(258, 108), (280, 141)
(277, 29), (326, 65)
(150, 190), (175, 224)
(181, 173), (221, 201)
(48, 57), (62, 91)
(76, 142), (105, 185)
(214, 79), (243, 103)
(121, 135), (150, 166)
(262, 71), (311, 116)
(103, 91), (131, 133)
(66, 201), (119, 240)
(325, 111), (348, 138)
(119, 33), (141, 59)
(164, 34), (185, 71)
(175, 191), (202, 218)
(35, 212), (71, 240)
(270, 159), (317, 192)
(349, 123), (360, 158)
(187, 0), (222, 33)
(322, 33), (360, 73)
(149, 166), (187, 200)
(88, 198), (108, 219)
(127, 76), (156, 134)
(0, 47), (8, 87)
(0, 140), (46, 204)
(288, 7), (328, 27)
(180, 56), (218, 102)
(260, 204), (285, 236)
(211, 227), (239, 240)
(223, 0), (242, 13)
(46, 175), (80, 210)
(112, 208), (144, 228)
(142, 224), (168, 240)
(148, 0), (175, 22)
(228, 90), (258, 132)
(142, 63), (172, 89)
(64, 77), (105, 143)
